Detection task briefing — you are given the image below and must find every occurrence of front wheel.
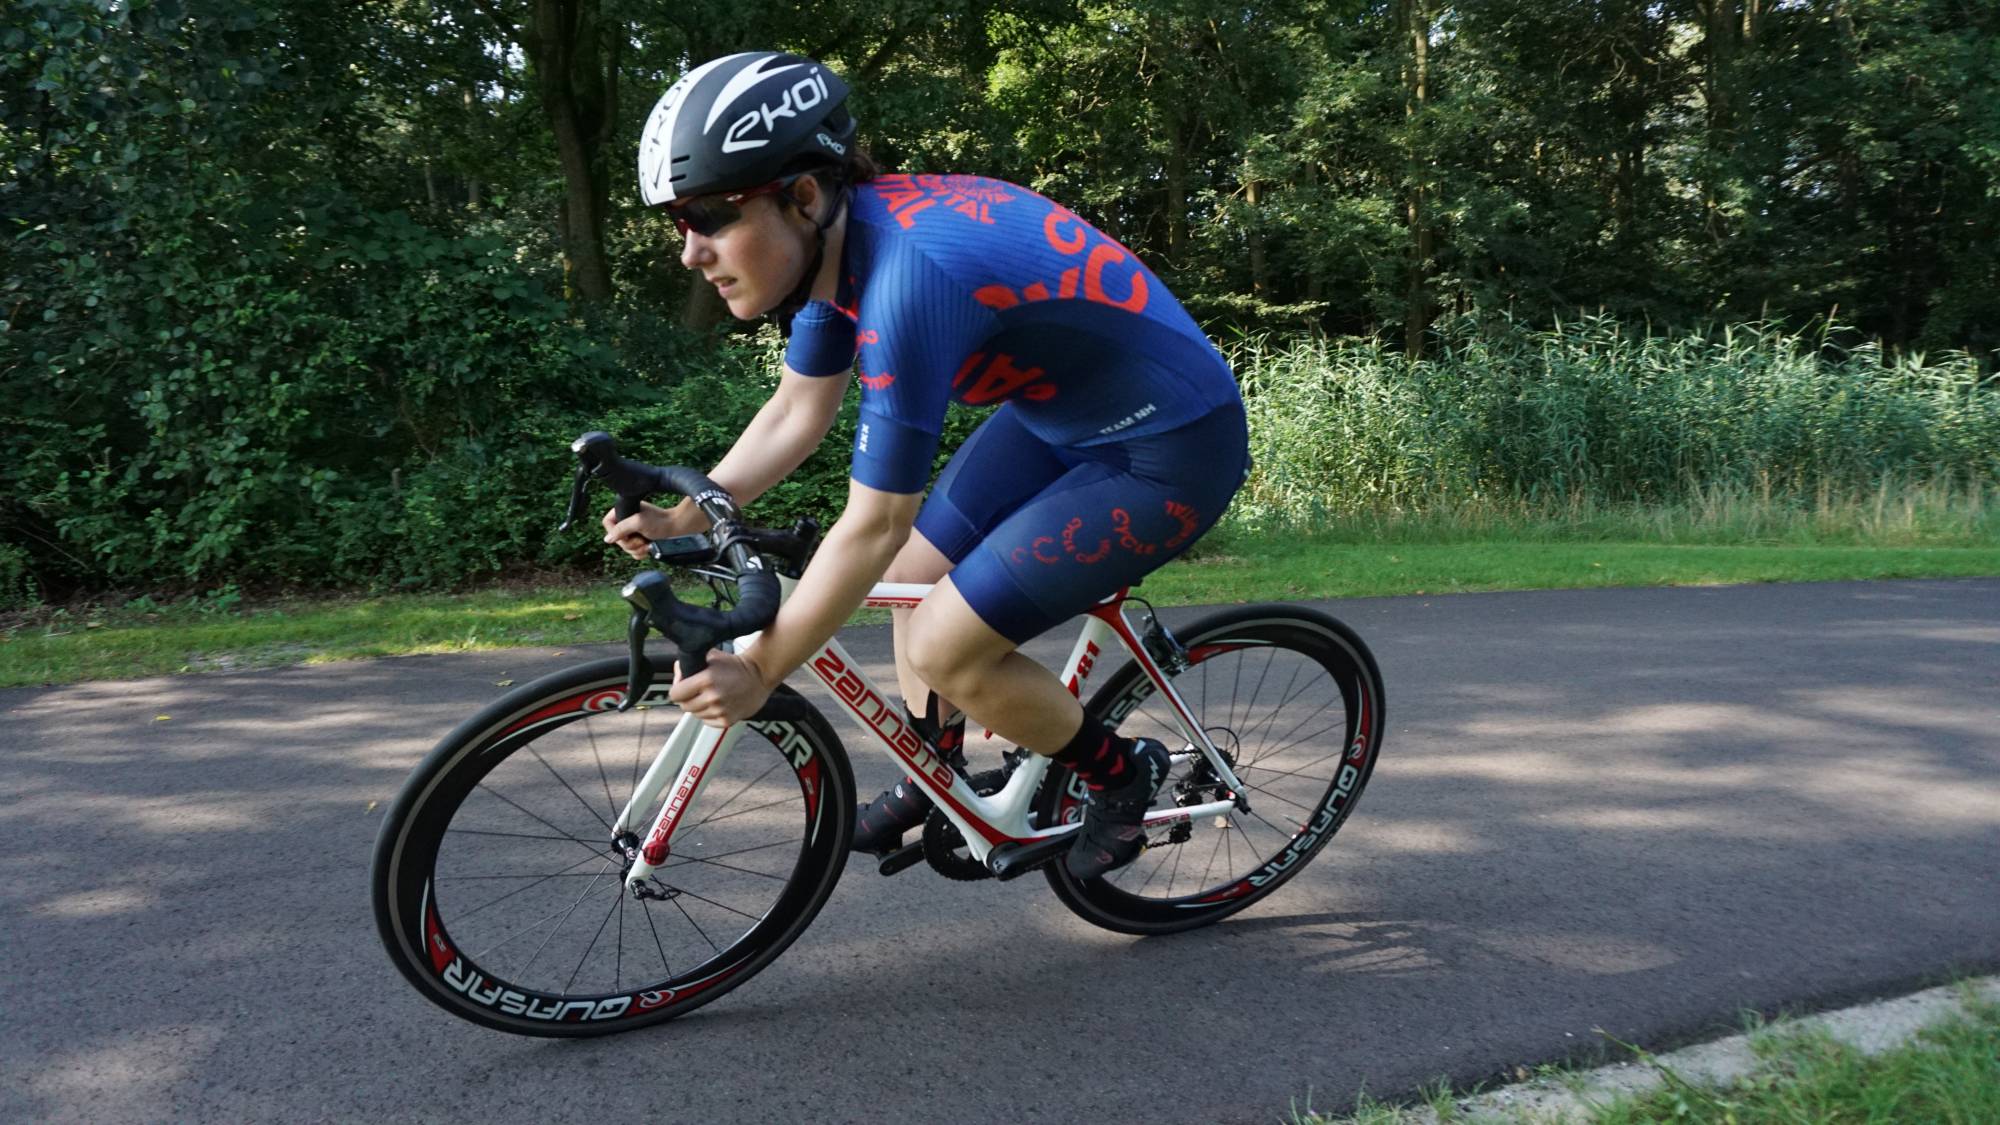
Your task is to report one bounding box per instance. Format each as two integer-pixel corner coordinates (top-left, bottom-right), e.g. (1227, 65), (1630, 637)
(371, 657), (854, 1036)
(1038, 605), (1386, 935)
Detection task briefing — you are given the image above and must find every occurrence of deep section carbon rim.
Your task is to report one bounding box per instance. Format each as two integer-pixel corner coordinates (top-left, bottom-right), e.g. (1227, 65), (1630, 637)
(1043, 608), (1383, 933)
(374, 663), (851, 1034)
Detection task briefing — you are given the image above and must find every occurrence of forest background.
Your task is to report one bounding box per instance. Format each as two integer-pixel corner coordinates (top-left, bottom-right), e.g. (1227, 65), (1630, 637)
(4, 0), (1998, 608)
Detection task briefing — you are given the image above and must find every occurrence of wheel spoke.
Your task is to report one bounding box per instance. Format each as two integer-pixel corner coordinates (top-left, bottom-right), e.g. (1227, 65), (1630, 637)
(1233, 663), (1314, 759)
(566, 891), (622, 993)
(446, 828), (598, 845)
(470, 860), (617, 966)
(659, 855), (791, 882)
(379, 673), (856, 1021)
(662, 838), (794, 864)
(676, 794), (794, 838)
(670, 886), (768, 923)
(585, 720), (618, 823)
(670, 895), (720, 954)
(641, 896), (673, 979)
(527, 744), (616, 836)
(473, 783), (607, 861)
(1059, 623), (1379, 932)
(681, 758), (785, 834)
(444, 851), (610, 923)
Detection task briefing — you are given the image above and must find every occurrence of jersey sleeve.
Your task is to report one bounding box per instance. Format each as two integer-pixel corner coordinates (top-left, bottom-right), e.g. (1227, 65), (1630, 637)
(782, 301), (858, 377)
(849, 246), (994, 494)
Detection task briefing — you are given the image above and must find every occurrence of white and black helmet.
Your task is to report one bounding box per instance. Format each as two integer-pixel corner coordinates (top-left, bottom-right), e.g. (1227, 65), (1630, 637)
(638, 51), (857, 207)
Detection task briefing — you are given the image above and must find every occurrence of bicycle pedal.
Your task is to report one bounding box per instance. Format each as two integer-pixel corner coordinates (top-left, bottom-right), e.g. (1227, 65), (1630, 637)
(985, 829), (1078, 881)
(876, 840), (925, 877)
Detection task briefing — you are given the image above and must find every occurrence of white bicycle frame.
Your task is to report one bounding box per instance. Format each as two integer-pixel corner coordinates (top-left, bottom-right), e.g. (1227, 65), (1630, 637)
(607, 577), (1250, 894)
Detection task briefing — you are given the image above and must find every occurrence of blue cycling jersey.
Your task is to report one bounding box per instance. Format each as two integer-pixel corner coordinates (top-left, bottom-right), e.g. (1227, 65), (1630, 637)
(784, 174), (1241, 494)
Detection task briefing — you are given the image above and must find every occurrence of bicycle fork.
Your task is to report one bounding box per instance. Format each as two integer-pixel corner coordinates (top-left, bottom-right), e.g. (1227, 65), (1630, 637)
(611, 716), (745, 898)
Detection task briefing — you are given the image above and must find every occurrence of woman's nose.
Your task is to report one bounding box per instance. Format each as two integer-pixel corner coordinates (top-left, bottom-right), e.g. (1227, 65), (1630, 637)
(680, 233), (714, 269)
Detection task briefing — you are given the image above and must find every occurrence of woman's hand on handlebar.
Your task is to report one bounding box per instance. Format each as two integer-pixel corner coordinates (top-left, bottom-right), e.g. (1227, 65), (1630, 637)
(601, 500), (700, 560)
(669, 650), (774, 729)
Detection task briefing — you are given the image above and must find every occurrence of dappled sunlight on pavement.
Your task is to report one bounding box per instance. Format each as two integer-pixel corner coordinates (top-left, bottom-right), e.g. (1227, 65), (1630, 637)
(1, 581), (1994, 1124)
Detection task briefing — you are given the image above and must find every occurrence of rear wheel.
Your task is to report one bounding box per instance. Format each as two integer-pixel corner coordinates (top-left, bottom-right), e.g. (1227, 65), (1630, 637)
(372, 657), (854, 1036)
(1038, 606), (1385, 934)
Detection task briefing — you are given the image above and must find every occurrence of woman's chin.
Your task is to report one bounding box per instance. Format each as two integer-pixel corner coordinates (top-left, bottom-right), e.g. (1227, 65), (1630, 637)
(724, 293), (767, 320)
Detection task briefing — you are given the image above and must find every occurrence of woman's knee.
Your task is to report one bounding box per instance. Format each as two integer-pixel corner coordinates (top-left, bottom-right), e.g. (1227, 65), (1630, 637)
(903, 594), (1009, 698)
(902, 618), (967, 696)
(883, 530), (954, 585)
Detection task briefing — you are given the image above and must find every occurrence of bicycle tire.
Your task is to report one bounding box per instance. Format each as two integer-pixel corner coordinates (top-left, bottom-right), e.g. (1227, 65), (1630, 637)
(1038, 604), (1385, 935)
(371, 656), (854, 1036)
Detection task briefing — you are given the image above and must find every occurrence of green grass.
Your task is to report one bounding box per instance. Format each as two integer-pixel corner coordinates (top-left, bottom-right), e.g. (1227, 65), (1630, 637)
(4, 525), (1996, 688)
(0, 584), (641, 688)
(1292, 991), (2000, 1124)
(1147, 540), (2000, 606)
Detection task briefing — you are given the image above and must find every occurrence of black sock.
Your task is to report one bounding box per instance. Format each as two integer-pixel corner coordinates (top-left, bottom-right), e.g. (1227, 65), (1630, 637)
(1051, 717), (1134, 790)
(907, 692), (967, 766)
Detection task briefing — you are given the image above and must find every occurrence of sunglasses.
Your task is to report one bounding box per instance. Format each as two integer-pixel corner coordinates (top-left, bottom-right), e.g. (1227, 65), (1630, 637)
(666, 174), (806, 237)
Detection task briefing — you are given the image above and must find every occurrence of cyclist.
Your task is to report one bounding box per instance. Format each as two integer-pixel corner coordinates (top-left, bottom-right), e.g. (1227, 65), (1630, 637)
(606, 51), (1249, 879)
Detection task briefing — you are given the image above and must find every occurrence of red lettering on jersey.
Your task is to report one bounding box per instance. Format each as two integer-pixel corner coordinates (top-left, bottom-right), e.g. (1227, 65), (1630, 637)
(892, 198), (936, 229)
(947, 193), (990, 223)
(1111, 508), (1157, 556)
(877, 174), (1013, 231)
(1164, 501), (1201, 549)
(857, 329), (881, 345)
(1044, 209), (1088, 254)
(973, 285), (1018, 310)
(1023, 282), (1050, 302)
(1059, 268), (1080, 299)
(860, 371), (895, 390)
(878, 179), (925, 213)
(1059, 516), (1113, 564)
(1084, 244), (1148, 312)
(955, 352), (1055, 406)
(952, 352), (984, 389)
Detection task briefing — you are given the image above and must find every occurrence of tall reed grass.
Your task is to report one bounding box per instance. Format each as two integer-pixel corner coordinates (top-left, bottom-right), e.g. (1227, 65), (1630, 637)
(1229, 318), (2000, 541)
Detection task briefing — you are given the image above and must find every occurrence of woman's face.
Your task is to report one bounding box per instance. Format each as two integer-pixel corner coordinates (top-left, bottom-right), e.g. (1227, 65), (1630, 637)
(678, 193), (810, 320)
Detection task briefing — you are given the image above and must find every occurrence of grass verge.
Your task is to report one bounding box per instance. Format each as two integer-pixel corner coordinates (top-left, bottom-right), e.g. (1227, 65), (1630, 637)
(1292, 988), (2000, 1124)
(4, 534), (1997, 689)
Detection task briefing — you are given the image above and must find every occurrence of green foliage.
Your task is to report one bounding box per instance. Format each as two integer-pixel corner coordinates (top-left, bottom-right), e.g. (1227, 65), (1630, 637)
(1234, 318), (2000, 526)
(6, 0), (1999, 606)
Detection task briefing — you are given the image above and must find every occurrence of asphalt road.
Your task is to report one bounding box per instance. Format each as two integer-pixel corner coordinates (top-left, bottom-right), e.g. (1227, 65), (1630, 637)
(3, 579), (1996, 1124)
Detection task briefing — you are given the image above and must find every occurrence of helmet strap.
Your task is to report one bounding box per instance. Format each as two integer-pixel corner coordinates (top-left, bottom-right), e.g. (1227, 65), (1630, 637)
(774, 176), (850, 336)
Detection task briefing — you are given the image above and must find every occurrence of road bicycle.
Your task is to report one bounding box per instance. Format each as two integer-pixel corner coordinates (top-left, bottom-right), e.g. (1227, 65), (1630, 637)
(371, 432), (1386, 1036)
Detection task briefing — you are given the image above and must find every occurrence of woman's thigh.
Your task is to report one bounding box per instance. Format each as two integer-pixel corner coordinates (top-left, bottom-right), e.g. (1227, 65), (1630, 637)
(937, 405), (1249, 644)
(912, 405), (1076, 567)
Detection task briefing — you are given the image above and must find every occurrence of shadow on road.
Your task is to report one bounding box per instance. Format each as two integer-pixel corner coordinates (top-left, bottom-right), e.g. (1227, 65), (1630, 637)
(2, 580), (1995, 1123)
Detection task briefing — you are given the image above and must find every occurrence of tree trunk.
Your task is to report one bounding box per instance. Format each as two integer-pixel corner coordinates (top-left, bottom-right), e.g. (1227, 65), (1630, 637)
(462, 85), (481, 208)
(1245, 179), (1269, 296)
(526, 0), (615, 304)
(1164, 115), (1190, 265)
(1401, 0), (1434, 358)
(1698, 0), (1741, 246)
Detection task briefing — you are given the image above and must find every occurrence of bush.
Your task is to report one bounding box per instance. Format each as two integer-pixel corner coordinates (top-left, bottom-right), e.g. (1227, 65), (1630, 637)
(1233, 317), (2000, 526)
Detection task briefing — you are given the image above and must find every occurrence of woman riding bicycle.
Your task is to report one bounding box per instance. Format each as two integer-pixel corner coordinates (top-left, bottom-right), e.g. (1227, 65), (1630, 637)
(605, 51), (1249, 880)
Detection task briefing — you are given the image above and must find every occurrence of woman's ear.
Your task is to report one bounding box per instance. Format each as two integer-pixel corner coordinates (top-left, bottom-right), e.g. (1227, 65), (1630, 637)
(788, 174), (825, 222)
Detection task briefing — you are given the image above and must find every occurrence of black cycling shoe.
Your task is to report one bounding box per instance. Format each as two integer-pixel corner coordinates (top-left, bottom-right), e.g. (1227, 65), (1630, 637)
(851, 702), (965, 854)
(1065, 738), (1172, 879)
(851, 778), (934, 854)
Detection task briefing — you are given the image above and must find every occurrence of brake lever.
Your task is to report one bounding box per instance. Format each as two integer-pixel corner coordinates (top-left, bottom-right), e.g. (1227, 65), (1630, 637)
(620, 569), (715, 685)
(619, 606), (655, 712)
(557, 464), (592, 532)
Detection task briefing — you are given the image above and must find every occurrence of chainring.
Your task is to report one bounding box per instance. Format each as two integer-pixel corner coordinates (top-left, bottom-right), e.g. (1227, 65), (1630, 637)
(921, 766), (1013, 881)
